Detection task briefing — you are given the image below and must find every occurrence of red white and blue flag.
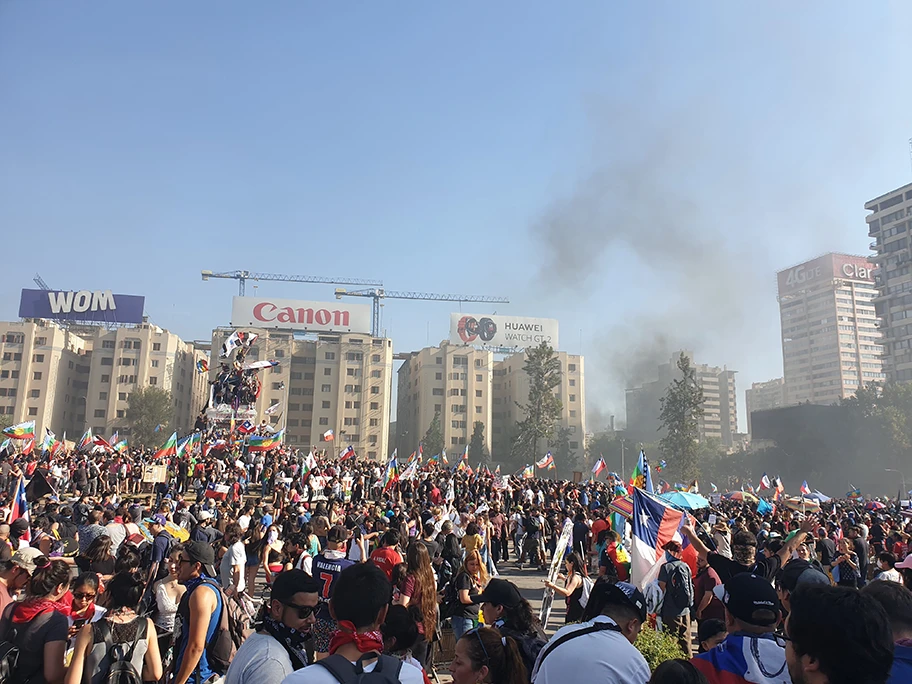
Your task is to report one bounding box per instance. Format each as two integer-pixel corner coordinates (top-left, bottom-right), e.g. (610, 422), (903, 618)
(760, 473), (771, 490)
(237, 420), (255, 435)
(630, 488), (697, 589)
(800, 480), (811, 495)
(536, 452), (555, 470)
(205, 483), (230, 500)
(8, 476), (29, 541)
(339, 445), (356, 461)
(591, 457), (607, 478)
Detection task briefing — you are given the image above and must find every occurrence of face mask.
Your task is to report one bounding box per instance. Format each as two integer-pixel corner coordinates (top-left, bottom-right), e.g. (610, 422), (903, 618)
(268, 530), (278, 544)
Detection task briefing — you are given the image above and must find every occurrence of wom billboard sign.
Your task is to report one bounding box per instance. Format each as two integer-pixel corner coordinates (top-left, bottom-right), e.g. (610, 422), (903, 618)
(231, 297), (371, 334)
(450, 313), (559, 349)
(19, 289), (145, 324)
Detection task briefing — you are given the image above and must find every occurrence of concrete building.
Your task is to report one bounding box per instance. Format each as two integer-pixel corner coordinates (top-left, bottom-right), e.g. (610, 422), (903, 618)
(212, 328), (393, 460)
(83, 324), (210, 441)
(0, 320), (89, 439)
(625, 352), (738, 447)
(491, 350), (585, 463)
(745, 378), (786, 435)
(866, 183), (912, 382)
(778, 253), (884, 405)
(396, 341), (494, 457)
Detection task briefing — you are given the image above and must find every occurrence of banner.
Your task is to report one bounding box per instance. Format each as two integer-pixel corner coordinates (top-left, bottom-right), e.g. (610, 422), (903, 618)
(231, 296), (371, 333)
(19, 288), (144, 323)
(450, 313), (558, 349)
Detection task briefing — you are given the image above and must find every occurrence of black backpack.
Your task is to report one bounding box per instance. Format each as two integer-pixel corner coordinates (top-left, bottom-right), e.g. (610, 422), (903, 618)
(438, 575), (462, 620)
(526, 516), (541, 535)
(95, 618), (148, 684)
(318, 652), (404, 684)
(0, 605), (56, 684)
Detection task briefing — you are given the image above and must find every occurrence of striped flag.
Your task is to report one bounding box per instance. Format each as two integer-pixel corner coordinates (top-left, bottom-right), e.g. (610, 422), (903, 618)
(522, 465), (534, 479)
(339, 445), (355, 461)
(8, 476), (29, 541)
(2, 420), (35, 440)
(536, 452), (555, 470)
(383, 457), (399, 491)
(591, 457), (607, 478)
(77, 428), (94, 451)
(155, 431), (178, 459)
(248, 429), (285, 452)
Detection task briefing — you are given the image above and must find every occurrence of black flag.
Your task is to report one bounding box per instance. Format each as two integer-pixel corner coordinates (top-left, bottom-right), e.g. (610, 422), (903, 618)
(25, 469), (57, 502)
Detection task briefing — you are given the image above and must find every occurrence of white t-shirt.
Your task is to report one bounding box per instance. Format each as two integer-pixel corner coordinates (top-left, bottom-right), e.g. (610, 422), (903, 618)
(281, 656), (424, 684)
(221, 540), (247, 593)
(238, 514), (252, 531)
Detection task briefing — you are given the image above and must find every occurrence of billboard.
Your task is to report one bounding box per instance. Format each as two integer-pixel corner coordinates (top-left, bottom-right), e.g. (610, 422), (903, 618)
(777, 253), (874, 295)
(449, 313), (559, 349)
(18, 289), (145, 324)
(231, 296), (371, 334)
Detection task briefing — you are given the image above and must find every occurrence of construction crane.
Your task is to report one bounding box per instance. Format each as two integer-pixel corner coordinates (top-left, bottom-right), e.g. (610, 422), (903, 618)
(201, 270), (383, 296)
(335, 288), (510, 337)
(33, 273), (51, 290)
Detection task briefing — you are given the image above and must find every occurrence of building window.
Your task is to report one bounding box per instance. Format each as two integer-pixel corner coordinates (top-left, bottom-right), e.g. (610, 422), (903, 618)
(274, 349), (285, 358)
(433, 388), (444, 396)
(475, 406), (482, 413)
(322, 384), (332, 392)
(151, 360), (159, 368)
(28, 407), (37, 416)
(94, 409), (106, 418)
(451, 437), (459, 445)
(325, 352), (336, 360)
(346, 368), (360, 376)
(322, 401), (331, 409)
(372, 354), (380, 362)
(29, 389), (39, 398)
(570, 441), (579, 449)
(369, 418), (379, 427)
(35, 337), (47, 346)
(370, 402), (379, 410)
(149, 377), (158, 386)
(476, 390), (483, 398)
(436, 357), (442, 364)
(324, 368), (332, 376)
(118, 392), (127, 400)
(319, 417), (329, 425)
(101, 375), (110, 383)
(32, 371), (42, 381)
(569, 394), (576, 402)
(99, 392), (108, 401)
(344, 417), (359, 426)
(291, 372), (302, 380)
(371, 386), (379, 394)
(371, 370), (381, 378)
(476, 374), (482, 382)
(570, 410), (576, 418)
(568, 364), (576, 372)
(32, 354), (44, 363)
(569, 379), (575, 386)
(435, 373), (442, 380)
(153, 343), (161, 351)
(116, 409), (125, 418)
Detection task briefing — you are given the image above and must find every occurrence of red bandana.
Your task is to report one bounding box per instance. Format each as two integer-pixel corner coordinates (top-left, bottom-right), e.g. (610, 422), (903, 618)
(12, 598), (69, 623)
(328, 620), (384, 656)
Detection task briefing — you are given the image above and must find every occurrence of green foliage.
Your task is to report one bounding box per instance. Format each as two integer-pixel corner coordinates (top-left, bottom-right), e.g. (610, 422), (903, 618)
(549, 425), (572, 475)
(423, 411), (444, 462)
(635, 625), (687, 671)
(659, 353), (704, 481)
(511, 342), (563, 466)
(126, 386), (174, 449)
(468, 421), (490, 463)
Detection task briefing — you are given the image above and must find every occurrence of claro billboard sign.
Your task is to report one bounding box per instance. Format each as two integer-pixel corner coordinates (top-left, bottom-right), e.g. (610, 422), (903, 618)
(18, 289), (145, 324)
(231, 297), (371, 334)
(449, 313), (559, 349)
(777, 254), (874, 295)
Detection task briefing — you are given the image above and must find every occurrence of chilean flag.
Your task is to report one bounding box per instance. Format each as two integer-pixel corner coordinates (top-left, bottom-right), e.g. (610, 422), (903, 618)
(760, 473), (771, 490)
(591, 457), (607, 478)
(237, 420), (255, 435)
(800, 480), (811, 495)
(8, 476), (30, 542)
(339, 445), (355, 461)
(630, 488), (697, 589)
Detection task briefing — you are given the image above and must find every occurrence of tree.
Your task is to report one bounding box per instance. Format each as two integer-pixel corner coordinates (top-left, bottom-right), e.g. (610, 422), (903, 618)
(422, 410), (444, 462)
(549, 425), (573, 475)
(658, 353), (704, 481)
(468, 421), (490, 463)
(126, 386), (174, 449)
(511, 342), (563, 466)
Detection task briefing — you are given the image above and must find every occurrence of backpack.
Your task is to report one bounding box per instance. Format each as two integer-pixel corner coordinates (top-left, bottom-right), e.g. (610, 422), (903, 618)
(196, 578), (245, 674)
(317, 652), (403, 684)
(663, 560), (694, 613)
(139, 533), (174, 582)
(579, 576), (595, 609)
(438, 577), (461, 620)
(0, 606), (55, 684)
(526, 516), (541, 535)
(95, 618), (148, 684)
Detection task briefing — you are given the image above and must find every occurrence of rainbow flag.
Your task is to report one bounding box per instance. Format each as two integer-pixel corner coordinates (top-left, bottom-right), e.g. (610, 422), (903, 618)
(522, 465), (534, 479)
(154, 431), (178, 459)
(248, 429), (284, 452)
(40, 428), (57, 453)
(2, 420), (35, 440)
(441, 449), (449, 465)
(196, 359), (209, 374)
(383, 456), (399, 491)
(114, 438), (128, 453)
(629, 450), (654, 494)
(77, 428), (93, 451)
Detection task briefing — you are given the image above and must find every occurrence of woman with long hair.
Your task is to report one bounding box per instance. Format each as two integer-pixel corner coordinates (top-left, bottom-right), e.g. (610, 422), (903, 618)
(65, 571), (163, 684)
(449, 549), (489, 640)
(395, 542), (437, 667)
(0, 557), (70, 684)
(449, 627), (528, 684)
(544, 551), (587, 623)
(478, 579), (547, 681)
(261, 523), (285, 587)
(67, 573), (106, 643)
(76, 535), (116, 581)
(244, 521), (265, 594)
(153, 545), (186, 635)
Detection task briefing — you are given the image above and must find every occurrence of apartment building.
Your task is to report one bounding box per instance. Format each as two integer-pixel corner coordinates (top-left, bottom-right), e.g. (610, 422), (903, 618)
(0, 320), (89, 439)
(491, 350), (586, 463)
(395, 342), (494, 457)
(745, 378), (786, 435)
(211, 328), (393, 460)
(866, 183), (912, 382)
(778, 253), (884, 404)
(625, 352), (738, 447)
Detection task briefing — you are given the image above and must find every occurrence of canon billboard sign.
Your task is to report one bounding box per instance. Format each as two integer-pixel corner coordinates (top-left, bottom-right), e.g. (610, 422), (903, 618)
(449, 313), (559, 349)
(231, 297), (371, 334)
(777, 254), (874, 295)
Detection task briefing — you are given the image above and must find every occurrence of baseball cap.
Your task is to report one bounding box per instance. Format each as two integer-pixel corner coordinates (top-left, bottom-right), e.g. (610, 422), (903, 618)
(184, 540), (217, 576)
(11, 548), (46, 575)
(713, 573), (781, 627)
(197, 510), (213, 522)
(145, 514), (167, 526)
(470, 578), (523, 607)
(777, 560), (830, 592)
(603, 581), (647, 623)
(327, 525), (349, 544)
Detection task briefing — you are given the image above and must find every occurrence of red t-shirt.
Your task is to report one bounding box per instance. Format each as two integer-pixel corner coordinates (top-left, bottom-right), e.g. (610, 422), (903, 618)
(591, 519), (609, 542)
(402, 574), (426, 635)
(369, 547), (403, 580)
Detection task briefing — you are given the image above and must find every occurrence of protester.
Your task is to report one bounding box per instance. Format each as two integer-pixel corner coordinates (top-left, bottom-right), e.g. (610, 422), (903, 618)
(658, 540), (694, 655)
(473, 578), (547, 681)
(543, 551), (586, 623)
(0, 558), (70, 684)
(649, 659), (710, 684)
(370, 529), (404, 581)
(862, 580), (912, 684)
(697, 619), (727, 654)
(873, 552), (904, 583)
(311, 525), (356, 660)
(0, 547), (42, 613)
(65, 570), (163, 684)
(785, 585), (893, 684)
(225, 570), (320, 684)
(395, 542), (436, 667)
(775, 559), (830, 614)
(153, 545), (186, 637)
(281, 562), (424, 684)
(450, 626), (528, 684)
(220, 522), (248, 596)
(450, 549), (488, 639)
(66, 572), (105, 640)
(530, 579), (650, 684)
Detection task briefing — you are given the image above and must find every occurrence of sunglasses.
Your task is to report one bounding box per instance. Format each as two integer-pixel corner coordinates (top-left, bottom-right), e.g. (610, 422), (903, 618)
(281, 601), (317, 620)
(73, 592), (97, 601)
(466, 627), (489, 662)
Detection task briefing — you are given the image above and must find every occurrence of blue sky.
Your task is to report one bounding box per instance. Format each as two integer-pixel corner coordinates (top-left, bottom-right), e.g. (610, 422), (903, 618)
(2, 2), (911, 431)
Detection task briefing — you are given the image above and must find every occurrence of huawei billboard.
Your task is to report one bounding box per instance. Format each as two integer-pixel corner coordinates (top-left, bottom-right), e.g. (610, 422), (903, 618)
(449, 313), (559, 349)
(231, 297), (371, 334)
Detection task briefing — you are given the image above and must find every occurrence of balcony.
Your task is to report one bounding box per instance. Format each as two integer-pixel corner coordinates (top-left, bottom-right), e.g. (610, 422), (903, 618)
(870, 242), (879, 252)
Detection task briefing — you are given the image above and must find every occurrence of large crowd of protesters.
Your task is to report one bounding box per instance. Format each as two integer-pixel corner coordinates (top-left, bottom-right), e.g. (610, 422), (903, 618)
(0, 434), (909, 684)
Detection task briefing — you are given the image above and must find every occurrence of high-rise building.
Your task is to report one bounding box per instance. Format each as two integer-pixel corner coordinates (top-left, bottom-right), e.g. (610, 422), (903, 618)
(491, 350), (586, 463)
(396, 342), (494, 457)
(866, 183), (912, 382)
(0, 320), (89, 439)
(625, 352), (738, 447)
(745, 378), (786, 435)
(211, 328), (393, 460)
(778, 253), (884, 405)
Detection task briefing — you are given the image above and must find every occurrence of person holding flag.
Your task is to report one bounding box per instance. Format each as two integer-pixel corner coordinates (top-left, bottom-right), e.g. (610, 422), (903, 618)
(591, 456), (607, 479)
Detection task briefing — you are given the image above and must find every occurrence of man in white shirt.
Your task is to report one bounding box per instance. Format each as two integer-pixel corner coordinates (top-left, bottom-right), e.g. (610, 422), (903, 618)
(226, 570), (320, 684)
(282, 563), (423, 684)
(531, 580), (650, 684)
